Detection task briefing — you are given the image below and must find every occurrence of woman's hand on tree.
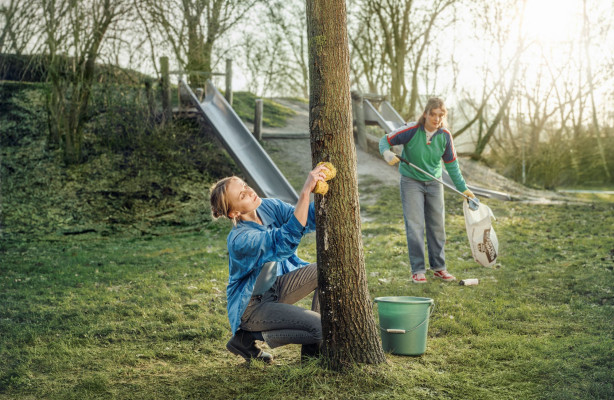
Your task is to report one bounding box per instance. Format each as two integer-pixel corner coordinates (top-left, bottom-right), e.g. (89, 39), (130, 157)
(301, 164), (328, 196)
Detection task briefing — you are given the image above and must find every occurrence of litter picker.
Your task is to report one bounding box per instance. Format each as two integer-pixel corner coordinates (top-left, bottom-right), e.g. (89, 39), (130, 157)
(395, 155), (480, 209)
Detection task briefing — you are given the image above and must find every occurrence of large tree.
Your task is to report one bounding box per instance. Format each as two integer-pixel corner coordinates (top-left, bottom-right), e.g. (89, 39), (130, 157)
(306, 0), (386, 370)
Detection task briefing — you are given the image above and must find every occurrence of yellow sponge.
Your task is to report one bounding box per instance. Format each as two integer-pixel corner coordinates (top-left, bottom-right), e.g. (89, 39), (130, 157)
(317, 161), (337, 181)
(313, 180), (329, 195)
(313, 162), (336, 195)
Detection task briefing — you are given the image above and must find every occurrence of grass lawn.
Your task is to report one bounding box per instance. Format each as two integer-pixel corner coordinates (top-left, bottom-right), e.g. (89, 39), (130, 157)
(2, 183), (613, 399)
(1, 81), (613, 399)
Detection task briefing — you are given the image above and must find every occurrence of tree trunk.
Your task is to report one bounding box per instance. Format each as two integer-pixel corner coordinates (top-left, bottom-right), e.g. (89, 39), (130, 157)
(186, 16), (213, 88)
(390, 57), (405, 115)
(306, 0), (386, 370)
(46, 73), (64, 149)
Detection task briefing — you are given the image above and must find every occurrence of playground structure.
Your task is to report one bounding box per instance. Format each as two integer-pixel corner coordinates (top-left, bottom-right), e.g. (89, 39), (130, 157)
(179, 79), (299, 204)
(363, 95), (406, 133)
(178, 79), (510, 203)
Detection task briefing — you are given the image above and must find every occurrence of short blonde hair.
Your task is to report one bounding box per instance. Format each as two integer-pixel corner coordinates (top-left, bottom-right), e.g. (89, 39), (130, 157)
(209, 176), (239, 220)
(417, 97), (447, 129)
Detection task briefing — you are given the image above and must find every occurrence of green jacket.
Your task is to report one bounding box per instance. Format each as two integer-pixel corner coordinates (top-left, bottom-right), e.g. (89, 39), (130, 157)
(379, 122), (468, 192)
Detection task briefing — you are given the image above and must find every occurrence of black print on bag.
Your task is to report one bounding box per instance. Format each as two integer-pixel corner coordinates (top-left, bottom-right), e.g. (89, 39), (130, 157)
(477, 228), (497, 263)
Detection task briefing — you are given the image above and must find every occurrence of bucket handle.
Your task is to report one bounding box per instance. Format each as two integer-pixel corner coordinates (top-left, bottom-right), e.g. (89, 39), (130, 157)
(375, 302), (435, 335)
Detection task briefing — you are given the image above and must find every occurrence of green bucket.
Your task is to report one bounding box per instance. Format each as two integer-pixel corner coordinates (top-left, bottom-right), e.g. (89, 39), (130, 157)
(374, 296), (435, 356)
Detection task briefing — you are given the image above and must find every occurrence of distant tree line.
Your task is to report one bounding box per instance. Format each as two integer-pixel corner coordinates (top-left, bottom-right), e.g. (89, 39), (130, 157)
(0, 0), (612, 185)
(0, 0), (257, 164)
(240, 0), (614, 185)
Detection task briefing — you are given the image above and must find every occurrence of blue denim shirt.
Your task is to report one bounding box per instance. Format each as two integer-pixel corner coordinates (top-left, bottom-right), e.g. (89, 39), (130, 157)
(226, 198), (316, 333)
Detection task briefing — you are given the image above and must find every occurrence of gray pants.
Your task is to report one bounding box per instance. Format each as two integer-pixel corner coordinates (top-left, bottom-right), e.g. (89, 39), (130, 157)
(239, 263), (322, 349)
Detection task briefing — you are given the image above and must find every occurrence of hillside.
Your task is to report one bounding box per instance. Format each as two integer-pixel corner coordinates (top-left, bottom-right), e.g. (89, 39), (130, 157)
(0, 81), (240, 240)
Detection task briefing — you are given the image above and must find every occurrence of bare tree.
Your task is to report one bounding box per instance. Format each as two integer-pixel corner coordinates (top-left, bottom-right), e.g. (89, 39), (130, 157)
(41, 0), (130, 164)
(449, 0), (526, 159)
(520, 60), (559, 152)
(136, 0), (258, 87)
(41, 0), (70, 148)
(241, 33), (285, 96)
(0, 0), (45, 83)
(0, 0), (39, 54)
(267, 0), (310, 98)
(472, 54), (523, 158)
(349, 5), (388, 94)
(238, 0), (309, 98)
(352, 0), (454, 119)
(306, 0), (386, 370)
(581, 0), (610, 178)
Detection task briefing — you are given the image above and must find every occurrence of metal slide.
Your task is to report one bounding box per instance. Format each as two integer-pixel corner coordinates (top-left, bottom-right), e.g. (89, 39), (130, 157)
(364, 99), (400, 133)
(363, 99), (511, 201)
(180, 80), (299, 204)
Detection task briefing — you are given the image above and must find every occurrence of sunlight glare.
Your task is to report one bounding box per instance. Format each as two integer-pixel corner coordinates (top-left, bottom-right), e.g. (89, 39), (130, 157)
(521, 0), (581, 45)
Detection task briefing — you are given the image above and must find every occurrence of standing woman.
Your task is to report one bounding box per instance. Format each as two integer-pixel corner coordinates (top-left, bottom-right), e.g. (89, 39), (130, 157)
(209, 165), (329, 363)
(379, 97), (477, 284)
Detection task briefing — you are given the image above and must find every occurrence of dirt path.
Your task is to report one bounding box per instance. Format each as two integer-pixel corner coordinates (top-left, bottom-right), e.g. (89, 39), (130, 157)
(263, 98), (399, 188)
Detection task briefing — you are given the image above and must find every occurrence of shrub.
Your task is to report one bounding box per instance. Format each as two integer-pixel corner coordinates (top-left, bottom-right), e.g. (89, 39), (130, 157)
(487, 127), (614, 189)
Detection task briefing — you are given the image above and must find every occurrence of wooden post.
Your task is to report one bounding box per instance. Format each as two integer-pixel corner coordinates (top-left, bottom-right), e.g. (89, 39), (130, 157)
(160, 56), (172, 122)
(145, 79), (155, 118)
(254, 99), (263, 140)
(351, 90), (367, 151)
(195, 88), (204, 102)
(225, 58), (233, 106)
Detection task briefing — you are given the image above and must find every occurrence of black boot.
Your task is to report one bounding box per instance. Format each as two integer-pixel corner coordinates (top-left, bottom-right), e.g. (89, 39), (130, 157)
(226, 329), (273, 364)
(300, 342), (321, 362)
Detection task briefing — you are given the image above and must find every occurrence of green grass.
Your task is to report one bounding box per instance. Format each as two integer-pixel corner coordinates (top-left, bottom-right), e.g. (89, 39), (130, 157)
(2, 185), (613, 399)
(557, 186), (614, 203)
(231, 91), (296, 127)
(2, 81), (613, 399)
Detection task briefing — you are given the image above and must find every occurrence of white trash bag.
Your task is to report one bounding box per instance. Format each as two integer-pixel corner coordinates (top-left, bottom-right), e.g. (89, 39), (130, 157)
(463, 201), (498, 267)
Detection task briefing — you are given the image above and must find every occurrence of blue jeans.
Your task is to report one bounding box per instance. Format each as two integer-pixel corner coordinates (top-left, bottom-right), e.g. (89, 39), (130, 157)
(400, 175), (447, 275)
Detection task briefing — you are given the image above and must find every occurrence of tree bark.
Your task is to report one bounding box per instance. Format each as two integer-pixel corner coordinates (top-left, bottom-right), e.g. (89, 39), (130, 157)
(306, 0), (386, 370)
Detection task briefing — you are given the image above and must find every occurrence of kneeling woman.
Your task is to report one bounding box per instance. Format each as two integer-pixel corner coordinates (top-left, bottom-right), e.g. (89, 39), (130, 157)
(209, 165), (329, 363)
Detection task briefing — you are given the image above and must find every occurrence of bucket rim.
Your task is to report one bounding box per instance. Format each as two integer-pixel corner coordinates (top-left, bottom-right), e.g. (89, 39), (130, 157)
(374, 296), (434, 305)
